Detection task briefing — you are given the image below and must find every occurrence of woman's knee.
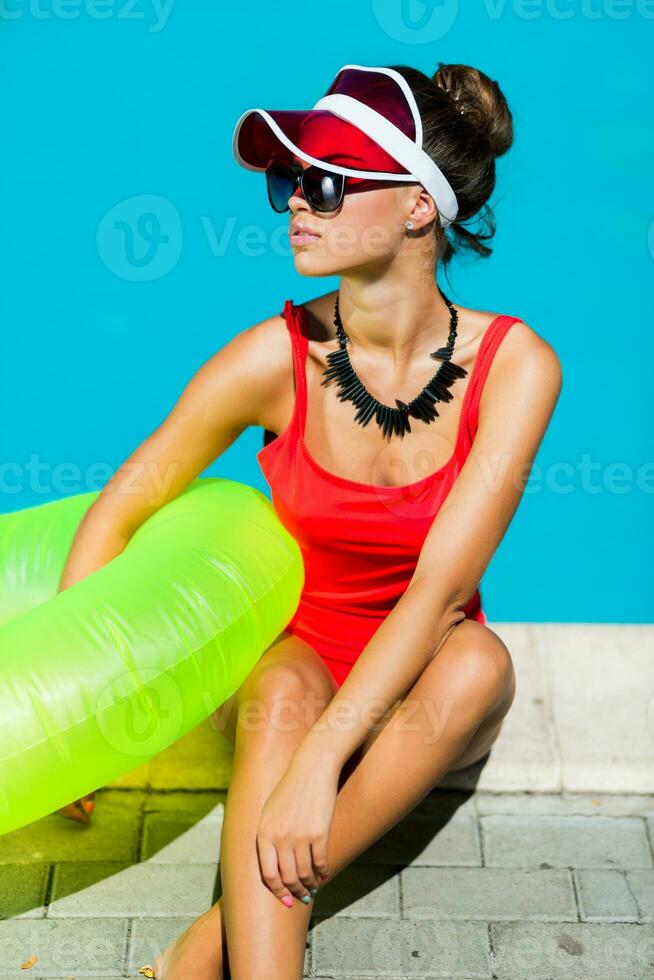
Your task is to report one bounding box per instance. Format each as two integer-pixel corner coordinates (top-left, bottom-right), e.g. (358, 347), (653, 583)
(209, 633), (335, 744)
(232, 647), (335, 742)
(434, 620), (515, 714)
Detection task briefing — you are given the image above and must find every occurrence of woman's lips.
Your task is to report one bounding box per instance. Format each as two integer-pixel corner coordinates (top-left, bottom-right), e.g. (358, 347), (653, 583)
(290, 225), (321, 246)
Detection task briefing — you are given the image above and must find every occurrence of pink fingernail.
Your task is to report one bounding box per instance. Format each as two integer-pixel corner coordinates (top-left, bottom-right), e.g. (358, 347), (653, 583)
(281, 895), (293, 907)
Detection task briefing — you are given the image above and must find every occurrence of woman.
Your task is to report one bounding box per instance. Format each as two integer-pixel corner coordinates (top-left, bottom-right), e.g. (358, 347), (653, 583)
(59, 63), (561, 977)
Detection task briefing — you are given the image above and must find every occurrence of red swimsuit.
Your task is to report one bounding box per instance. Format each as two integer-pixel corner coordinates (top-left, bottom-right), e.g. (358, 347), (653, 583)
(257, 299), (523, 687)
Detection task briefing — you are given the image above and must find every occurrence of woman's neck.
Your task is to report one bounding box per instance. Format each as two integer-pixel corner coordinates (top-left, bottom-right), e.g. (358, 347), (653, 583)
(335, 275), (454, 364)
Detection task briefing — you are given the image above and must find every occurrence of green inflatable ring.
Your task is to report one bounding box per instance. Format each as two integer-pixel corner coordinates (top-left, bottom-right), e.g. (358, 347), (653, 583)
(0, 477), (303, 836)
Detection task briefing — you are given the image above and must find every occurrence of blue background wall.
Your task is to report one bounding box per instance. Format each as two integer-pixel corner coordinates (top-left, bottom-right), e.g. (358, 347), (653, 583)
(1, 1), (652, 621)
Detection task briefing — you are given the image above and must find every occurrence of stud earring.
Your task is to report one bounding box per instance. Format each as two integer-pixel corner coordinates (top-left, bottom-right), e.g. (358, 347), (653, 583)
(405, 220), (414, 230)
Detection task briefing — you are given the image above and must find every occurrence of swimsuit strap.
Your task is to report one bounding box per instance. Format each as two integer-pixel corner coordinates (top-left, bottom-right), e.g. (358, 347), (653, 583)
(465, 314), (524, 440)
(282, 300), (310, 438)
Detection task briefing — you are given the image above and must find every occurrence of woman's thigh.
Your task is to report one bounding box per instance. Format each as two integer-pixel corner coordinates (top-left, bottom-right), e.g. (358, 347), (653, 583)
(210, 629), (339, 745)
(211, 618), (514, 776)
(339, 618), (516, 780)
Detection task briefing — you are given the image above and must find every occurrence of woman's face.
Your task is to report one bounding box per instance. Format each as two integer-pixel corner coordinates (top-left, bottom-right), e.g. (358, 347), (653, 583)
(286, 157), (425, 278)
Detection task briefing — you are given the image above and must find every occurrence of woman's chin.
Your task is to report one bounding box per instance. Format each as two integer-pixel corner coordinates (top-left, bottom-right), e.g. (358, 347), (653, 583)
(292, 252), (343, 277)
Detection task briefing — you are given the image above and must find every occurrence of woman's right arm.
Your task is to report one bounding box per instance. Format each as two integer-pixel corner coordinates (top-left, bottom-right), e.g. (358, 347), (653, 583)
(57, 313), (289, 591)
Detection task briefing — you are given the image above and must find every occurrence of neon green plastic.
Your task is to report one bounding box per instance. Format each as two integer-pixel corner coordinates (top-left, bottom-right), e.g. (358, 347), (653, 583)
(0, 477), (303, 835)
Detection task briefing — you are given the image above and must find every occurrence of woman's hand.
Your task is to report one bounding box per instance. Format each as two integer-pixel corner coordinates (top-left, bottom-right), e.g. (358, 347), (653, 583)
(256, 746), (341, 908)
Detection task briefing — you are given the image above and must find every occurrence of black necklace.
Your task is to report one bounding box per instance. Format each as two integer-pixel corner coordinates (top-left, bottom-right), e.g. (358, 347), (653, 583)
(321, 288), (468, 440)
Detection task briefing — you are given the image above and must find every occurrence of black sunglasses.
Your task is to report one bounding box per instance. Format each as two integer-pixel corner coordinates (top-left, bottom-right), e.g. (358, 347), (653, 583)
(266, 161), (418, 214)
(266, 162), (347, 213)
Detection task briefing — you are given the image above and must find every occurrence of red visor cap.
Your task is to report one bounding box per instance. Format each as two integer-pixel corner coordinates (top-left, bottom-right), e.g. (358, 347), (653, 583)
(237, 108), (410, 181)
(233, 65), (459, 227)
(234, 67), (418, 181)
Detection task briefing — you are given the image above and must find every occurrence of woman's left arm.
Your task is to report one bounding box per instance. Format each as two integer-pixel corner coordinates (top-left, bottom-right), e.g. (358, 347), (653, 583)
(256, 324), (562, 904)
(302, 324), (562, 763)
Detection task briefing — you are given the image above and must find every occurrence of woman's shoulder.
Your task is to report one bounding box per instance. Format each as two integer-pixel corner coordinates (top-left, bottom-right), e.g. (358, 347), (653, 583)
(456, 301), (548, 352)
(228, 300), (334, 433)
(465, 305), (562, 406)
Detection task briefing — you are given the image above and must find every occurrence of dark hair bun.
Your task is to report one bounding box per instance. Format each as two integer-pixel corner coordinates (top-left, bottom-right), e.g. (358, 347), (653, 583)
(386, 62), (514, 263)
(432, 63), (513, 158)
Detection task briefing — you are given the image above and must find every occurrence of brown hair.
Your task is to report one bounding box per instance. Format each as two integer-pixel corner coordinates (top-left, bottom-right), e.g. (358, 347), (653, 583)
(389, 62), (513, 265)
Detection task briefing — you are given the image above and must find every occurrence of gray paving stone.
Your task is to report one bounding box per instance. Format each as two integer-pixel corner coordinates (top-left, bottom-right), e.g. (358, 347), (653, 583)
(482, 814), (653, 868)
(310, 914), (491, 977)
(539, 623), (654, 793)
(575, 869), (639, 921)
(491, 920), (654, 979)
(467, 622), (560, 793)
(358, 812), (481, 868)
(48, 861), (218, 917)
(0, 791), (143, 865)
(310, 864), (400, 918)
(128, 915), (311, 976)
(0, 917), (128, 975)
(127, 916), (197, 974)
(402, 867), (576, 921)
(0, 863), (49, 919)
(148, 717), (232, 790)
(141, 789), (226, 813)
(413, 791), (478, 819)
(476, 792), (654, 817)
(627, 869), (654, 922)
(646, 815), (654, 858)
(140, 802), (223, 864)
(48, 861), (130, 909)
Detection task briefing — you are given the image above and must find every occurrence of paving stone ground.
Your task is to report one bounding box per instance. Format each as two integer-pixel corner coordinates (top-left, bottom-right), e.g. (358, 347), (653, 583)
(1, 624), (653, 978)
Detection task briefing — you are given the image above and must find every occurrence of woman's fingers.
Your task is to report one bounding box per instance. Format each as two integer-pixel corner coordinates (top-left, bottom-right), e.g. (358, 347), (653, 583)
(257, 832), (324, 906)
(277, 840), (311, 902)
(256, 833), (291, 905)
(256, 833), (302, 907)
(310, 837), (330, 883)
(294, 840), (322, 894)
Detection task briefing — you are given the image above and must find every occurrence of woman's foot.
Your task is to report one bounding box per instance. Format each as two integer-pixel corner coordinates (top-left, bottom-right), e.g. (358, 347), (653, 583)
(58, 792), (96, 823)
(151, 899), (225, 980)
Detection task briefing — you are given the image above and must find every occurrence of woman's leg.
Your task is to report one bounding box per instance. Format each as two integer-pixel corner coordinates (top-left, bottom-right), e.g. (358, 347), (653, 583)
(324, 619), (516, 881)
(218, 636), (339, 979)
(155, 618), (515, 979)
(153, 631), (337, 980)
